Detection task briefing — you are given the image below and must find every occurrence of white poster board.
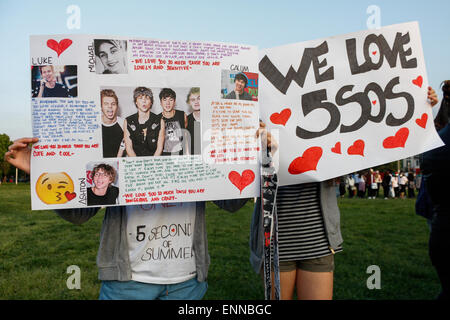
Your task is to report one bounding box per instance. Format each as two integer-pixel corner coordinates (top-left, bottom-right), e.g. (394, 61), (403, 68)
(30, 35), (260, 210)
(258, 22), (444, 186)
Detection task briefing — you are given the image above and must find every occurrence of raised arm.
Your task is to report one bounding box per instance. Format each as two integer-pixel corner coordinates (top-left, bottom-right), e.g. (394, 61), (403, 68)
(5, 137), (100, 224)
(428, 86), (438, 107)
(4, 137), (39, 174)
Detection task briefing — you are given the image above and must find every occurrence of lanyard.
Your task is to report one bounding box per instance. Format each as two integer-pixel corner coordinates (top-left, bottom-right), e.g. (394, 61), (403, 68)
(261, 151), (280, 300)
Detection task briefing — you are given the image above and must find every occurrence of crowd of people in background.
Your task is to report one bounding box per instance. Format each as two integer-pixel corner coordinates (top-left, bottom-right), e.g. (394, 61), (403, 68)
(337, 168), (421, 200)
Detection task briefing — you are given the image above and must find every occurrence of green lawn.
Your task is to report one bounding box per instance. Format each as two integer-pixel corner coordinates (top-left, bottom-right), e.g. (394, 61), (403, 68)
(0, 183), (440, 299)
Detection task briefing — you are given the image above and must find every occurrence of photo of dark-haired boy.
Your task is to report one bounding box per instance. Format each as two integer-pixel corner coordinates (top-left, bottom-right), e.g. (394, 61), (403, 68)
(186, 87), (201, 155)
(124, 87), (165, 157)
(225, 73), (252, 101)
(160, 88), (189, 156)
(101, 89), (126, 158)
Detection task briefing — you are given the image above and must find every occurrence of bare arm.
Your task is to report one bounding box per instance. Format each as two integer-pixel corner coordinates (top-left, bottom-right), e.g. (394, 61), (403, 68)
(257, 121), (278, 154)
(154, 118), (165, 156)
(123, 119), (137, 157)
(116, 140), (125, 158)
(4, 137), (39, 174)
(184, 113), (190, 155)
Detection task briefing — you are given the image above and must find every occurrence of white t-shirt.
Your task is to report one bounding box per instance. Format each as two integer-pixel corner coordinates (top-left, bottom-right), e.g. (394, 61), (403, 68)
(126, 202), (197, 284)
(392, 176), (399, 188)
(400, 176), (408, 185)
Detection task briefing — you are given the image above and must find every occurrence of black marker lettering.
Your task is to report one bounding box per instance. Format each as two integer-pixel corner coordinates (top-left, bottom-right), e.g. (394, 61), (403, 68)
(384, 76), (415, 126)
(346, 32), (417, 75)
(259, 41), (334, 94)
(296, 89), (340, 139)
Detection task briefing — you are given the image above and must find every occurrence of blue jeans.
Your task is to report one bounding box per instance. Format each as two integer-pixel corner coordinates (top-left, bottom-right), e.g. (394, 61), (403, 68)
(99, 278), (208, 300)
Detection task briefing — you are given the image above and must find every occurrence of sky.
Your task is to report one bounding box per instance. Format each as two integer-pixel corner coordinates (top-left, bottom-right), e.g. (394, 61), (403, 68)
(0, 0), (449, 141)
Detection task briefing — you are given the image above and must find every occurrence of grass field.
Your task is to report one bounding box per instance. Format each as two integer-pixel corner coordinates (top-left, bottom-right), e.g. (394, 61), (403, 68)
(0, 183), (440, 300)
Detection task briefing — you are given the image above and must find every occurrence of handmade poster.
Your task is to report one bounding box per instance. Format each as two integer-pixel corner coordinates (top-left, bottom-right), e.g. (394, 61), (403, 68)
(30, 35), (260, 210)
(258, 22), (444, 186)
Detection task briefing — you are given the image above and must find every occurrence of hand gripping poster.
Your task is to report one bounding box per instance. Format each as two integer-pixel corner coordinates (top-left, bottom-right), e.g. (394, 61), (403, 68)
(258, 22), (444, 186)
(30, 35), (260, 209)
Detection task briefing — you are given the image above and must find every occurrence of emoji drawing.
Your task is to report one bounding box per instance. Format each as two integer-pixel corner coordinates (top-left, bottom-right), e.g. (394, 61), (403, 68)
(35, 172), (76, 204)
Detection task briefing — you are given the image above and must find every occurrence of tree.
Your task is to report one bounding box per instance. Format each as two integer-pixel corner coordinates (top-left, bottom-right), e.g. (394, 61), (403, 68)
(373, 161), (399, 173)
(0, 133), (13, 181)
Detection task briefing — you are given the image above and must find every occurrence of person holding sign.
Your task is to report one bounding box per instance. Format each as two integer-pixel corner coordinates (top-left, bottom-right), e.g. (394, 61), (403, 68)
(5, 139), (257, 300)
(37, 65), (71, 98)
(160, 88), (189, 156)
(421, 81), (450, 300)
(87, 163), (119, 206)
(100, 89), (126, 158)
(5, 121), (275, 300)
(225, 73), (253, 101)
(250, 87), (439, 300)
(124, 87), (165, 157)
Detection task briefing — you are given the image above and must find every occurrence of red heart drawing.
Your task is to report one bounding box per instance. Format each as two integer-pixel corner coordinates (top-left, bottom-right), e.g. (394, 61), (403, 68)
(331, 142), (341, 154)
(412, 75), (423, 88)
(228, 169), (255, 194)
(270, 108), (291, 126)
(65, 191), (77, 201)
(415, 113), (428, 129)
(372, 51), (377, 55)
(347, 140), (365, 156)
(372, 100), (377, 105)
(47, 39), (73, 57)
(288, 147), (323, 175)
(383, 128), (409, 149)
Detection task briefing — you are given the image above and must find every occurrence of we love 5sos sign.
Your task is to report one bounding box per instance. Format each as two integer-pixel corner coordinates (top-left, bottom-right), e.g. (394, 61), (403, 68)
(259, 22), (444, 186)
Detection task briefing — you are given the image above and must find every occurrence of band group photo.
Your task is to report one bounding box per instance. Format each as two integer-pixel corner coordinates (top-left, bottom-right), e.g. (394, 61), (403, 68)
(100, 86), (201, 159)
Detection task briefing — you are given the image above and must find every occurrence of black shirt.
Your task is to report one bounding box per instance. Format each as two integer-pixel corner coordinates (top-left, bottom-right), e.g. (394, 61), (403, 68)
(42, 83), (71, 98)
(102, 121), (124, 158)
(186, 113), (201, 155)
(126, 112), (162, 156)
(87, 186), (119, 206)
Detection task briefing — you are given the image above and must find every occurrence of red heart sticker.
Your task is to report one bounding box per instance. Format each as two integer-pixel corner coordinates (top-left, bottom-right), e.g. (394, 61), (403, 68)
(47, 39), (73, 57)
(288, 147), (323, 175)
(65, 191), (77, 201)
(331, 142), (341, 154)
(412, 75), (423, 88)
(372, 100), (377, 105)
(270, 108), (291, 126)
(228, 170), (255, 194)
(415, 113), (428, 129)
(383, 128), (409, 149)
(372, 51), (377, 55)
(347, 140), (365, 156)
